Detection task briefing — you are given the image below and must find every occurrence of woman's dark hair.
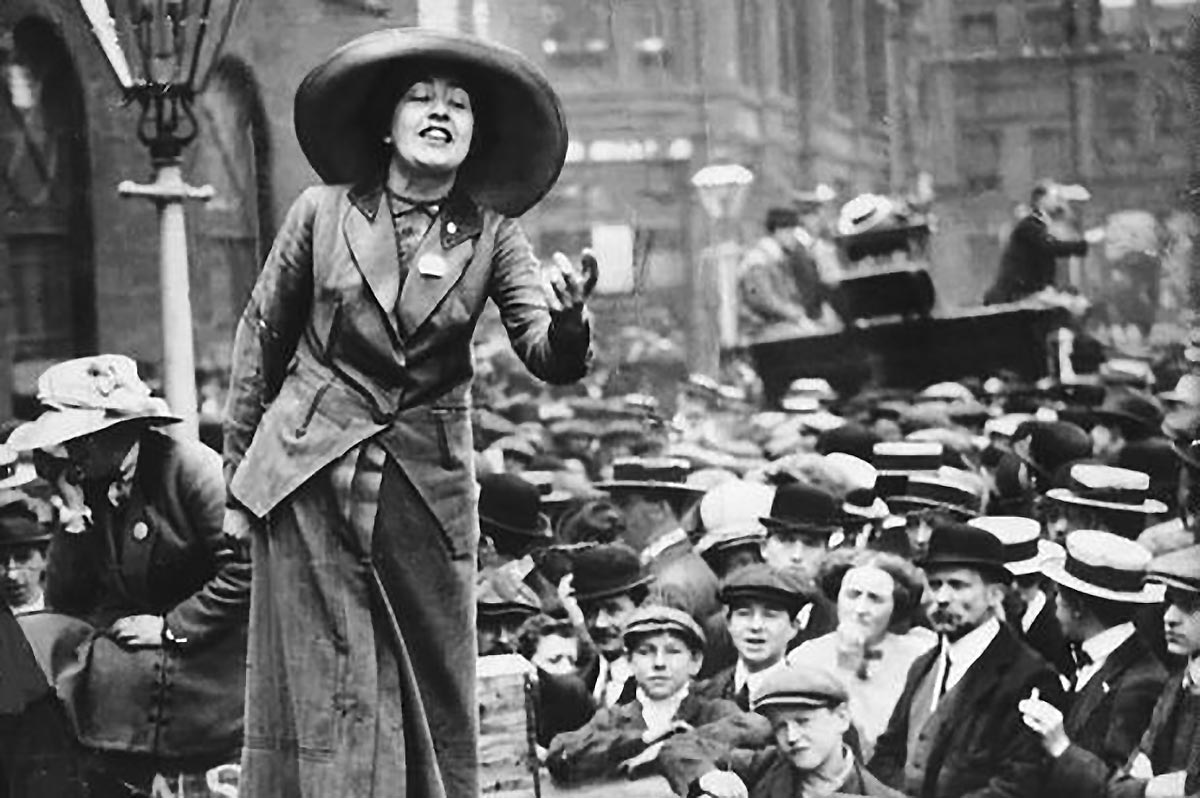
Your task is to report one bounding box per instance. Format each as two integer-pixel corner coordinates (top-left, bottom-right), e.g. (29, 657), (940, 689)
(516, 613), (578, 660)
(818, 548), (927, 633)
(362, 60), (494, 184)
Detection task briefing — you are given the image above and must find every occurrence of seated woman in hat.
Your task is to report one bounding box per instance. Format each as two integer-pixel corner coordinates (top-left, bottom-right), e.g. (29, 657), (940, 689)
(545, 605), (756, 785)
(6, 355), (248, 791)
(787, 549), (936, 760)
(222, 28), (595, 798)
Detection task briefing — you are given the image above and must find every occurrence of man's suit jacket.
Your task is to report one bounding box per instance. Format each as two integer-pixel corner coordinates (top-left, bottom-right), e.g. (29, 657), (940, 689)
(983, 214), (1087, 305)
(682, 747), (904, 798)
(1107, 671), (1200, 798)
(868, 621), (1064, 798)
(1044, 632), (1168, 798)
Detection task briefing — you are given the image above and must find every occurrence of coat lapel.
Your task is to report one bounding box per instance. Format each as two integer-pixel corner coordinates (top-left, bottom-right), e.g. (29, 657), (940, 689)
(343, 183), (402, 339)
(931, 626), (1016, 752)
(397, 191), (484, 337)
(1066, 633), (1142, 734)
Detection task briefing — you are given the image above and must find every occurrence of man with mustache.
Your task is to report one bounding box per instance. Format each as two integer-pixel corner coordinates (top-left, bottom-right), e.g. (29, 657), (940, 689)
(868, 522), (1064, 798)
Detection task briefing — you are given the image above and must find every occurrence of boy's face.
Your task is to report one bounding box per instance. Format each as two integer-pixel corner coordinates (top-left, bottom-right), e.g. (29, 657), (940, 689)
(1163, 588), (1200, 658)
(628, 631), (702, 700)
(765, 704), (850, 772)
(727, 599), (799, 669)
(761, 530), (827, 579)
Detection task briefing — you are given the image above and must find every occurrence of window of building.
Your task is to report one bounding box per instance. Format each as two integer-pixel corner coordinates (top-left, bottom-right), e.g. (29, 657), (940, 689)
(541, 0), (613, 66)
(736, 0), (761, 87)
(628, 1), (673, 70)
(1027, 6), (1067, 48)
(960, 129), (1002, 193)
(960, 12), (999, 50)
(1030, 128), (1070, 182)
(832, 0), (858, 114)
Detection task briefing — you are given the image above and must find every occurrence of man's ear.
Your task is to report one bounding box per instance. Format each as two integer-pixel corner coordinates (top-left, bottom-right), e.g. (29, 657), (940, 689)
(688, 650), (703, 678)
(832, 703), (852, 733)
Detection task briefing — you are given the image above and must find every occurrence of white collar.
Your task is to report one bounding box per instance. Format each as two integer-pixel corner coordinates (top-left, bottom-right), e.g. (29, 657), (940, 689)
(12, 592), (45, 616)
(641, 528), (689, 564)
(1185, 656), (1200, 692)
(945, 616), (1001, 674)
(595, 655), (635, 706)
(1081, 622), (1135, 668)
(637, 684), (690, 739)
(734, 658), (785, 695)
(1021, 590), (1047, 634)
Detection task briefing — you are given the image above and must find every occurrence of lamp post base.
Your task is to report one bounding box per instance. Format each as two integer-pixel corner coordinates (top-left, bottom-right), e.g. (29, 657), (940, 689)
(119, 162), (214, 439)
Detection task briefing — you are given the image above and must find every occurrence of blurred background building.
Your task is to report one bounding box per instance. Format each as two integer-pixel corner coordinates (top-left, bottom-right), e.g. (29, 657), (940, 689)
(0, 0), (1195, 413)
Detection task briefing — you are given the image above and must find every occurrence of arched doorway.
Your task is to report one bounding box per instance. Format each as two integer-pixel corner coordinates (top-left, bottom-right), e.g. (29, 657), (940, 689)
(0, 17), (96, 398)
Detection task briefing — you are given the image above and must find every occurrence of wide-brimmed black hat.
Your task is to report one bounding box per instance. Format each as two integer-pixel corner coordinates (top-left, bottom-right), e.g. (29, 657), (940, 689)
(1011, 420), (1093, 482)
(921, 521), (1012, 580)
(596, 457), (706, 505)
(760, 483), (842, 538)
(1092, 390), (1164, 437)
(570, 542), (655, 603)
(294, 28), (567, 217)
(477, 473), (552, 540)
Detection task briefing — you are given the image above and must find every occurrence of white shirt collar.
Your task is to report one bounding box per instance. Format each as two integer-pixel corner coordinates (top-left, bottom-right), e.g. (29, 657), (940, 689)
(1076, 623), (1135, 690)
(637, 684), (689, 740)
(12, 592), (44, 616)
(596, 655), (635, 707)
(1021, 590), (1047, 634)
(1184, 656), (1200, 693)
(641, 527), (689, 564)
(734, 658), (785, 696)
(935, 616), (1001, 705)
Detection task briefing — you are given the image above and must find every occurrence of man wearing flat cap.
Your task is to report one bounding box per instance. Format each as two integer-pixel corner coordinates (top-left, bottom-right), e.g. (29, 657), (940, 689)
(869, 522), (1065, 798)
(665, 660), (903, 798)
(1017, 530), (1167, 798)
(1102, 545), (1200, 798)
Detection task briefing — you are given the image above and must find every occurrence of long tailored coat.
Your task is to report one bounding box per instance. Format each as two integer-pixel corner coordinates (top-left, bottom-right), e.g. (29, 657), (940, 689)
(868, 622), (1064, 798)
(224, 182), (589, 798)
(29, 430), (249, 764)
(1043, 632), (1167, 798)
(983, 214), (1087, 305)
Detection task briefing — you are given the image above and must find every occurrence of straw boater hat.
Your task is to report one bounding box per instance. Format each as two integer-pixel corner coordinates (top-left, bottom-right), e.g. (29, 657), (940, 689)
(1045, 464), (1169, 515)
(887, 467), (984, 521)
(695, 480), (774, 559)
(969, 516), (1064, 576)
(294, 28), (568, 217)
(1145, 544), (1200, 594)
(595, 457), (706, 505)
(7, 355), (180, 452)
(1041, 530), (1160, 604)
(836, 194), (896, 237)
(824, 452), (890, 521)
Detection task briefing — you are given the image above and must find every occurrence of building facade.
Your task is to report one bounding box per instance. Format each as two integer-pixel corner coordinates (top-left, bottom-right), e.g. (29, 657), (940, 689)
(0, 0), (905, 414)
(919, 0), (1196, 312)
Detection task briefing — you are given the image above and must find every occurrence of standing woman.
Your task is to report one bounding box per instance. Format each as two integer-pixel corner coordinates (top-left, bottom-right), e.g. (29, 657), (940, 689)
(223, 29), (593, 798)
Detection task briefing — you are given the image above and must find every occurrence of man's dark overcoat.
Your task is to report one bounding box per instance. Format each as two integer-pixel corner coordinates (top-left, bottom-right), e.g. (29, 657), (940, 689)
(983, 214), (1087, 305)
(1106, 671), (1200, 798)
(1043, 632), (1168, 798)
(868, 621), (1064, 798)
(224, 183), (588, 798)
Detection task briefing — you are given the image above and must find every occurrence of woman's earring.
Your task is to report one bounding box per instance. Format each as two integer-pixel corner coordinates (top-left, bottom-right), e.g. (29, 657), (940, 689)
(383, 135), (393, 144)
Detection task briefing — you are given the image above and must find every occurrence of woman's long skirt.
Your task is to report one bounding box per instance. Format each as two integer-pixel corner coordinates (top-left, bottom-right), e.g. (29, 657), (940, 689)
(240, 440), (477, 798)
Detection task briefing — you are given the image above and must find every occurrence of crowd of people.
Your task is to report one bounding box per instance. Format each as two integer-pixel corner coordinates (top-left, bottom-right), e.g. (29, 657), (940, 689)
(462, 324), (1200, 798)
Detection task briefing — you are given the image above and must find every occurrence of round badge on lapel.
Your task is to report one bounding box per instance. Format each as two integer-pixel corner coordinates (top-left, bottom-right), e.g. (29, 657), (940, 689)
(447, 221), (458, 235)
(132, 521), (149, 541)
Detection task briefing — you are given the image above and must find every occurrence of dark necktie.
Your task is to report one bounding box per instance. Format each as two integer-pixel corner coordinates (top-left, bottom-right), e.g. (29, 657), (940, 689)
(1071, 643), (1093, 671)
(387, 192), (444, 297)
(735, 682), (750, 711)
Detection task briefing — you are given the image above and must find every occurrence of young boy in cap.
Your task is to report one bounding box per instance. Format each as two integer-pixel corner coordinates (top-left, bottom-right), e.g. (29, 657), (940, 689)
(545, 605), (752, 785)
(665, 661), (904, 798)
(696, 564), (808, 711)
(1017, 530), (1168, 795)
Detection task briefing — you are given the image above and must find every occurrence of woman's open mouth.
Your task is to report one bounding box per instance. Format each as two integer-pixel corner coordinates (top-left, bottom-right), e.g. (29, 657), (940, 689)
(420, 126), (453, 144)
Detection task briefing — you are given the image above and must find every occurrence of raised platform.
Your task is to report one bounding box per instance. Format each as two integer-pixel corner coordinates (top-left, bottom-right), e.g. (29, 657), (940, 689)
(746, 302), (1072, 404)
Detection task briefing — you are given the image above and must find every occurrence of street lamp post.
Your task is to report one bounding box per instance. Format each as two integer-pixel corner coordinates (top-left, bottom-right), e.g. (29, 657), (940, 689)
(690, 163), (753, 378)
(76, 0), (241, 437)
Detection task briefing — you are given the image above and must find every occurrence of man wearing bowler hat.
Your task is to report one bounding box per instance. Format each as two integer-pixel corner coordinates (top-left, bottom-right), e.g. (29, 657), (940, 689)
(1017, 530), (1167, 797)
(0, 501), (50, 616)
(476, 472), (555, 567)
(869, 522), (1064, 798)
